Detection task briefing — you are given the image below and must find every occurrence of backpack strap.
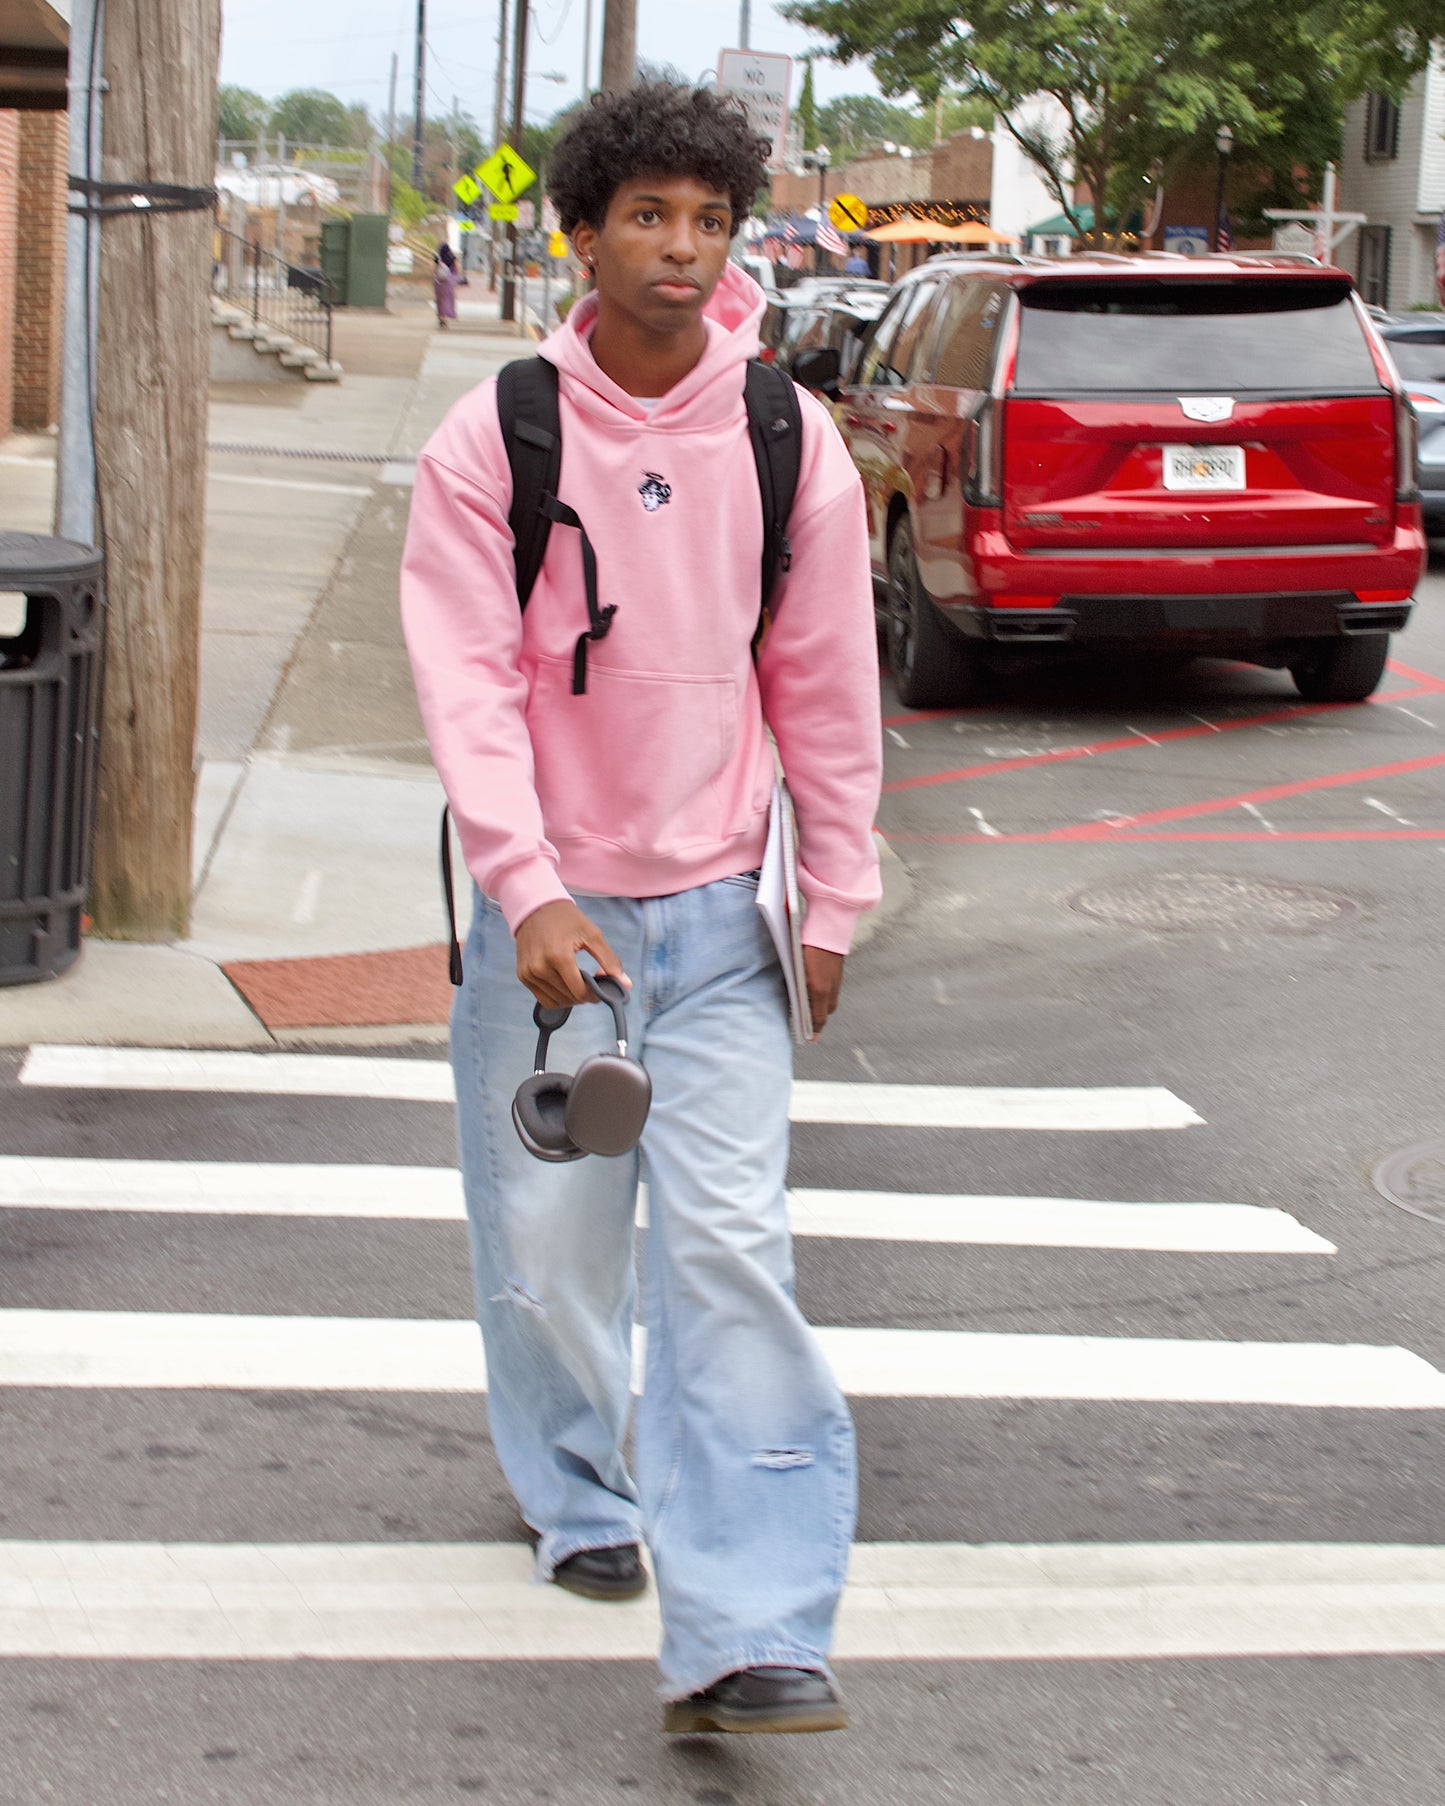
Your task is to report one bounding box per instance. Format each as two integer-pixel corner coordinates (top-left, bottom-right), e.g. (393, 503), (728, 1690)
(497, 356), (562, 611)
(744, 357), (804, 632)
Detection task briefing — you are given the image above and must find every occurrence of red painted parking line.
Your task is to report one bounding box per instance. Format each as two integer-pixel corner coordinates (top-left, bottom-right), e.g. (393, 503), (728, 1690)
(1041, 750), (1445, 841)
(1386, 656), (1445, 694)
(886, 828), (1445, 844)
(880, 707), (964, 728)
(879, 688), (1430, 795)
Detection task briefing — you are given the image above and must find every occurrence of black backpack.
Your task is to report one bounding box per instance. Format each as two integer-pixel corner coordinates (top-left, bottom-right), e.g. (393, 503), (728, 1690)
(441, 354), (805, 982)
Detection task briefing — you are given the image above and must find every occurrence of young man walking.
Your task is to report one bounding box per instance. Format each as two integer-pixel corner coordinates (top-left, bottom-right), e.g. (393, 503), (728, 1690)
(401, 83), (882, 1732)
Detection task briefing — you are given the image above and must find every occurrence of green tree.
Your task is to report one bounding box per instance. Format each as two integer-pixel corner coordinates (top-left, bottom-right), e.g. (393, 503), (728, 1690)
(783, 0), (1445, 244)
(817, 89), (993, 156)
(268, 88), (364, 149)
(797, 60), (819, 149)
(218, 84), (268, 143)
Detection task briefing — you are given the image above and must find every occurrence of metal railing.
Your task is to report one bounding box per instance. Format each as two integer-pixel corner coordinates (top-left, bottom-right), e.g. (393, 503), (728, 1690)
(212, 225), (334, 367)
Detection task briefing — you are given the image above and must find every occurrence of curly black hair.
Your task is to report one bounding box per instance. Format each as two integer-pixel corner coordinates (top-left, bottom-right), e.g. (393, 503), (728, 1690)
(548, 82), (770, 238)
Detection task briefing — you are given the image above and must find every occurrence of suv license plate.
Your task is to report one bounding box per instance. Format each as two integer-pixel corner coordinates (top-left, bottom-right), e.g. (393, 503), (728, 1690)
(1162, 444), (1246, 491)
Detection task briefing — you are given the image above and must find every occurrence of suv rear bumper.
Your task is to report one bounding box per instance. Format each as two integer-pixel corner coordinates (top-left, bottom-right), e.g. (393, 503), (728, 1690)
(940, 516), (1425, 645)
(949, 593), (1414, 645)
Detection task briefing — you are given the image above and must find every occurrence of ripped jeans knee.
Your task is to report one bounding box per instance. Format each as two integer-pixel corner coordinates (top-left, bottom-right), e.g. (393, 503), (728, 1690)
(751, 1447), (814, 1472)
(492, 1278), (548, 1318)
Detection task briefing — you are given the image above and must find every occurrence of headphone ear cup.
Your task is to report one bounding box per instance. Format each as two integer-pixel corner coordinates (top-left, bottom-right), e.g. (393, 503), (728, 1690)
(564, 1053), (653, 1158)
(513, 1072), (585, 1162)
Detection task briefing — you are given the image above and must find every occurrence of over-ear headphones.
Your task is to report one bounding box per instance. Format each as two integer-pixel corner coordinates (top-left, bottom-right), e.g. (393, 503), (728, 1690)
(511, 973), (652, 1162)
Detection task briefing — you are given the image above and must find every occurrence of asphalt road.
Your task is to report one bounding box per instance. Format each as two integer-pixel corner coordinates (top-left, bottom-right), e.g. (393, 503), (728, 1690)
(3, 562), (1445, 1802)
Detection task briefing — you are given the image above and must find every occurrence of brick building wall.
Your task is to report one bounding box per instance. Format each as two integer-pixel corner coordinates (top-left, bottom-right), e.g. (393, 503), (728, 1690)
(14, 110), (68, 431)
(769, 131), (994, 220)
(0, 111), (21, 440)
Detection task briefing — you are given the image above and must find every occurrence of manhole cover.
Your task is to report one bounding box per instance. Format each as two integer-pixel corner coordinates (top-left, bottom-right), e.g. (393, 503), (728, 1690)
(1069, 872), (1356, 934)
(1374, 1141), (1445, 1224)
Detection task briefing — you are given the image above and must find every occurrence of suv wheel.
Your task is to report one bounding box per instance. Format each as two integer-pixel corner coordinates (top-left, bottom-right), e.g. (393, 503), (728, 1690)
(1288, 633), (1390, 703)
(886, 520), (983, 708)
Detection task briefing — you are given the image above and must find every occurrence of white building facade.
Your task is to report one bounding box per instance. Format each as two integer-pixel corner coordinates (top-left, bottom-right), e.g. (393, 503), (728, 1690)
(1338, 54), (1445, 311)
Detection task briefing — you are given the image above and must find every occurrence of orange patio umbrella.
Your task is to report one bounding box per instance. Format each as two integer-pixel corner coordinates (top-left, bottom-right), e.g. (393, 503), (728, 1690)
(865, 216), (1018, 245)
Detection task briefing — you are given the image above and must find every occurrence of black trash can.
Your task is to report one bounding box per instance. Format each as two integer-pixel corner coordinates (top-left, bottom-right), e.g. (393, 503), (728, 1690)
(0, 531), (104, 986)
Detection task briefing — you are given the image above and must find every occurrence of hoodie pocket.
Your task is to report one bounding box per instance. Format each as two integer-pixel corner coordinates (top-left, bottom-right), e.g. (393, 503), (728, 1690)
(527, 654), (737, 857)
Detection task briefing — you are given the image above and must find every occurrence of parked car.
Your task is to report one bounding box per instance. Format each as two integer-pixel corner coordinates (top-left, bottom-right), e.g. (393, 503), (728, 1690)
(1378, 318), (1445, 530)
(779, 291), (890, 390)
(758, 278), (888, 367)
(804, 254), (1425, 706)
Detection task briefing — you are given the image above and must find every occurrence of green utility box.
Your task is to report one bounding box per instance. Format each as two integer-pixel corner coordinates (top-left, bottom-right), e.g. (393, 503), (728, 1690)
(318, 213), (390, 308)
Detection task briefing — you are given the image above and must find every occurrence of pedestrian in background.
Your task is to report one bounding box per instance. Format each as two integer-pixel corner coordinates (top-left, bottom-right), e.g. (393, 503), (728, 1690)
(433, 240), (459, 327)
(401, 83), (881, 1734)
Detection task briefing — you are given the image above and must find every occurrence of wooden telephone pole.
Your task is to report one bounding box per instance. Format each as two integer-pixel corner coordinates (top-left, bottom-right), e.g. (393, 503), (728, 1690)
(600, 0), (636, 93)
(89, 0), (221, 937)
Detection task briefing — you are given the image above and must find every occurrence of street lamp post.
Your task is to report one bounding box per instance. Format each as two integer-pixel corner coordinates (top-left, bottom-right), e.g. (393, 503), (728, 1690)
(812, 143), (831, 271)
(1212, 123), (1234, 252)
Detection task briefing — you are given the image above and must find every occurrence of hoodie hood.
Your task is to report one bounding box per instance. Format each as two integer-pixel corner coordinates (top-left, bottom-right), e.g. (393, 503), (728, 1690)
(538, 259), (766, 430)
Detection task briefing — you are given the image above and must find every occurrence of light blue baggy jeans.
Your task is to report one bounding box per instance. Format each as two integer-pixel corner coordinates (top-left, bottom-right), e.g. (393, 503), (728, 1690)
(450, 874), (857, 1700)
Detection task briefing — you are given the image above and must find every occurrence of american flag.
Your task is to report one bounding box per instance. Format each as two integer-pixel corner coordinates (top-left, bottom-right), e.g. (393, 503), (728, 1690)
(1217, 205), (1233, 252)
(1436, 210), (1445, 306)
(816, 216), (847, 257)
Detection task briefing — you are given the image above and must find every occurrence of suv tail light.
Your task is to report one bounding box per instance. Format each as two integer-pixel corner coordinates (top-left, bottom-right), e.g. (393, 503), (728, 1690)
(1395, 391), (1421, 502)
(1358, 301), (1420, 503)
(964, 302), (1019, 508)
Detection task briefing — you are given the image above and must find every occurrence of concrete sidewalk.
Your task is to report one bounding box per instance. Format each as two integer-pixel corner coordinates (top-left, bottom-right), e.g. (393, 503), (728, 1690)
(0, 284), (905, 1050)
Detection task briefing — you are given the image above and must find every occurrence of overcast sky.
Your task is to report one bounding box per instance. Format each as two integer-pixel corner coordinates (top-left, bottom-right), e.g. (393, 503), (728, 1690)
(220, 0), (883, 129)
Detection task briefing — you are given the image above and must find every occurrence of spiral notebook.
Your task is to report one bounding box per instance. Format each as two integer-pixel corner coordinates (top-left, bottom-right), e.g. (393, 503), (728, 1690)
(757, 775), (812, 1045)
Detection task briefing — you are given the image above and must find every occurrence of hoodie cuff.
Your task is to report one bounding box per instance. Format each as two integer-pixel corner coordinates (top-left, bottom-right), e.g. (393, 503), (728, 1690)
(494, 860), (572, 936)
(799, 895), (867, 957)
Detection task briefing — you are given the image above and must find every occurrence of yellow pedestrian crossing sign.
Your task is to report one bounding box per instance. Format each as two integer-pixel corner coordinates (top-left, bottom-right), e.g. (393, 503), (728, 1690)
(548, 230), (568, 258)
(476, 144), (537, 203)
(828, 192), (868, 233)
(453, 174), (482, 206)
(488, 201), (520, 223)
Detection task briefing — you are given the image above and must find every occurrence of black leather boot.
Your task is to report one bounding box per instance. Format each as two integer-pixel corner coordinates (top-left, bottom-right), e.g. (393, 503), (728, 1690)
(550, 1543), (647, 1601)
(663, 1666), (849, 1734)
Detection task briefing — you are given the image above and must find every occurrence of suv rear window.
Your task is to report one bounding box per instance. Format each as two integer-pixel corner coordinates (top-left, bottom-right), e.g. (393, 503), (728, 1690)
(1014, 279), (1381, 395)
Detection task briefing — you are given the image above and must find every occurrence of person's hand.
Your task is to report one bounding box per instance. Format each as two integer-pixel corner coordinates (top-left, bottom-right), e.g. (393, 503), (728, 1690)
(515, 900), (629, 1009)
(803, 946), (845, 1040)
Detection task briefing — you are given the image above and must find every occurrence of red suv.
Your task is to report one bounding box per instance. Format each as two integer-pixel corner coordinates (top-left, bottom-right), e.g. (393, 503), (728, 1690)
(814, 255), (1425, 707)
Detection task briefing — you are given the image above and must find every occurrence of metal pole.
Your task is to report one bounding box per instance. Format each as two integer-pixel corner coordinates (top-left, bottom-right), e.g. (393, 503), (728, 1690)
(386, 51), (399, 153)
(56, 0), (104, 544)
(501, 0), (528, 322)
(739, 0), (750, 48)
(275, 132), (288, 268)
(491, 0), (510, 291)
(412, 0), (427, 190)
(1319, 162), (1338, 266)
(1212, 150), (1226, 252)
(582, 0), (594, 98)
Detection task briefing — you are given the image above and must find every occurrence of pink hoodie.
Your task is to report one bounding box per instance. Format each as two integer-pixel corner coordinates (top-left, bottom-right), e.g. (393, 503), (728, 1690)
(400, 262), (882, 954)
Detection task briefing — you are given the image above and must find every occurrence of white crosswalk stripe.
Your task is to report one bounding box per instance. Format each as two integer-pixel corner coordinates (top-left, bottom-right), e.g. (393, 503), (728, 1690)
(2, 1310), (1441, 1407)
(18, 1044), (1205, 1129)
(4, 1041), (1441, 1675)
(0, 1156), (1336, 1252)
(4, 1540), (1445, 1661)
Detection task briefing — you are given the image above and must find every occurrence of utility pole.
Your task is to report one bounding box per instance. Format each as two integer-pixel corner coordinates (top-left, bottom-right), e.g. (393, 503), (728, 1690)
(88, 0), (222, 937)
(490, 0), (510, 292)
(501, 0), (528, 321)
(600, 0), (635, 94)
(412, 0), (427, 190)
